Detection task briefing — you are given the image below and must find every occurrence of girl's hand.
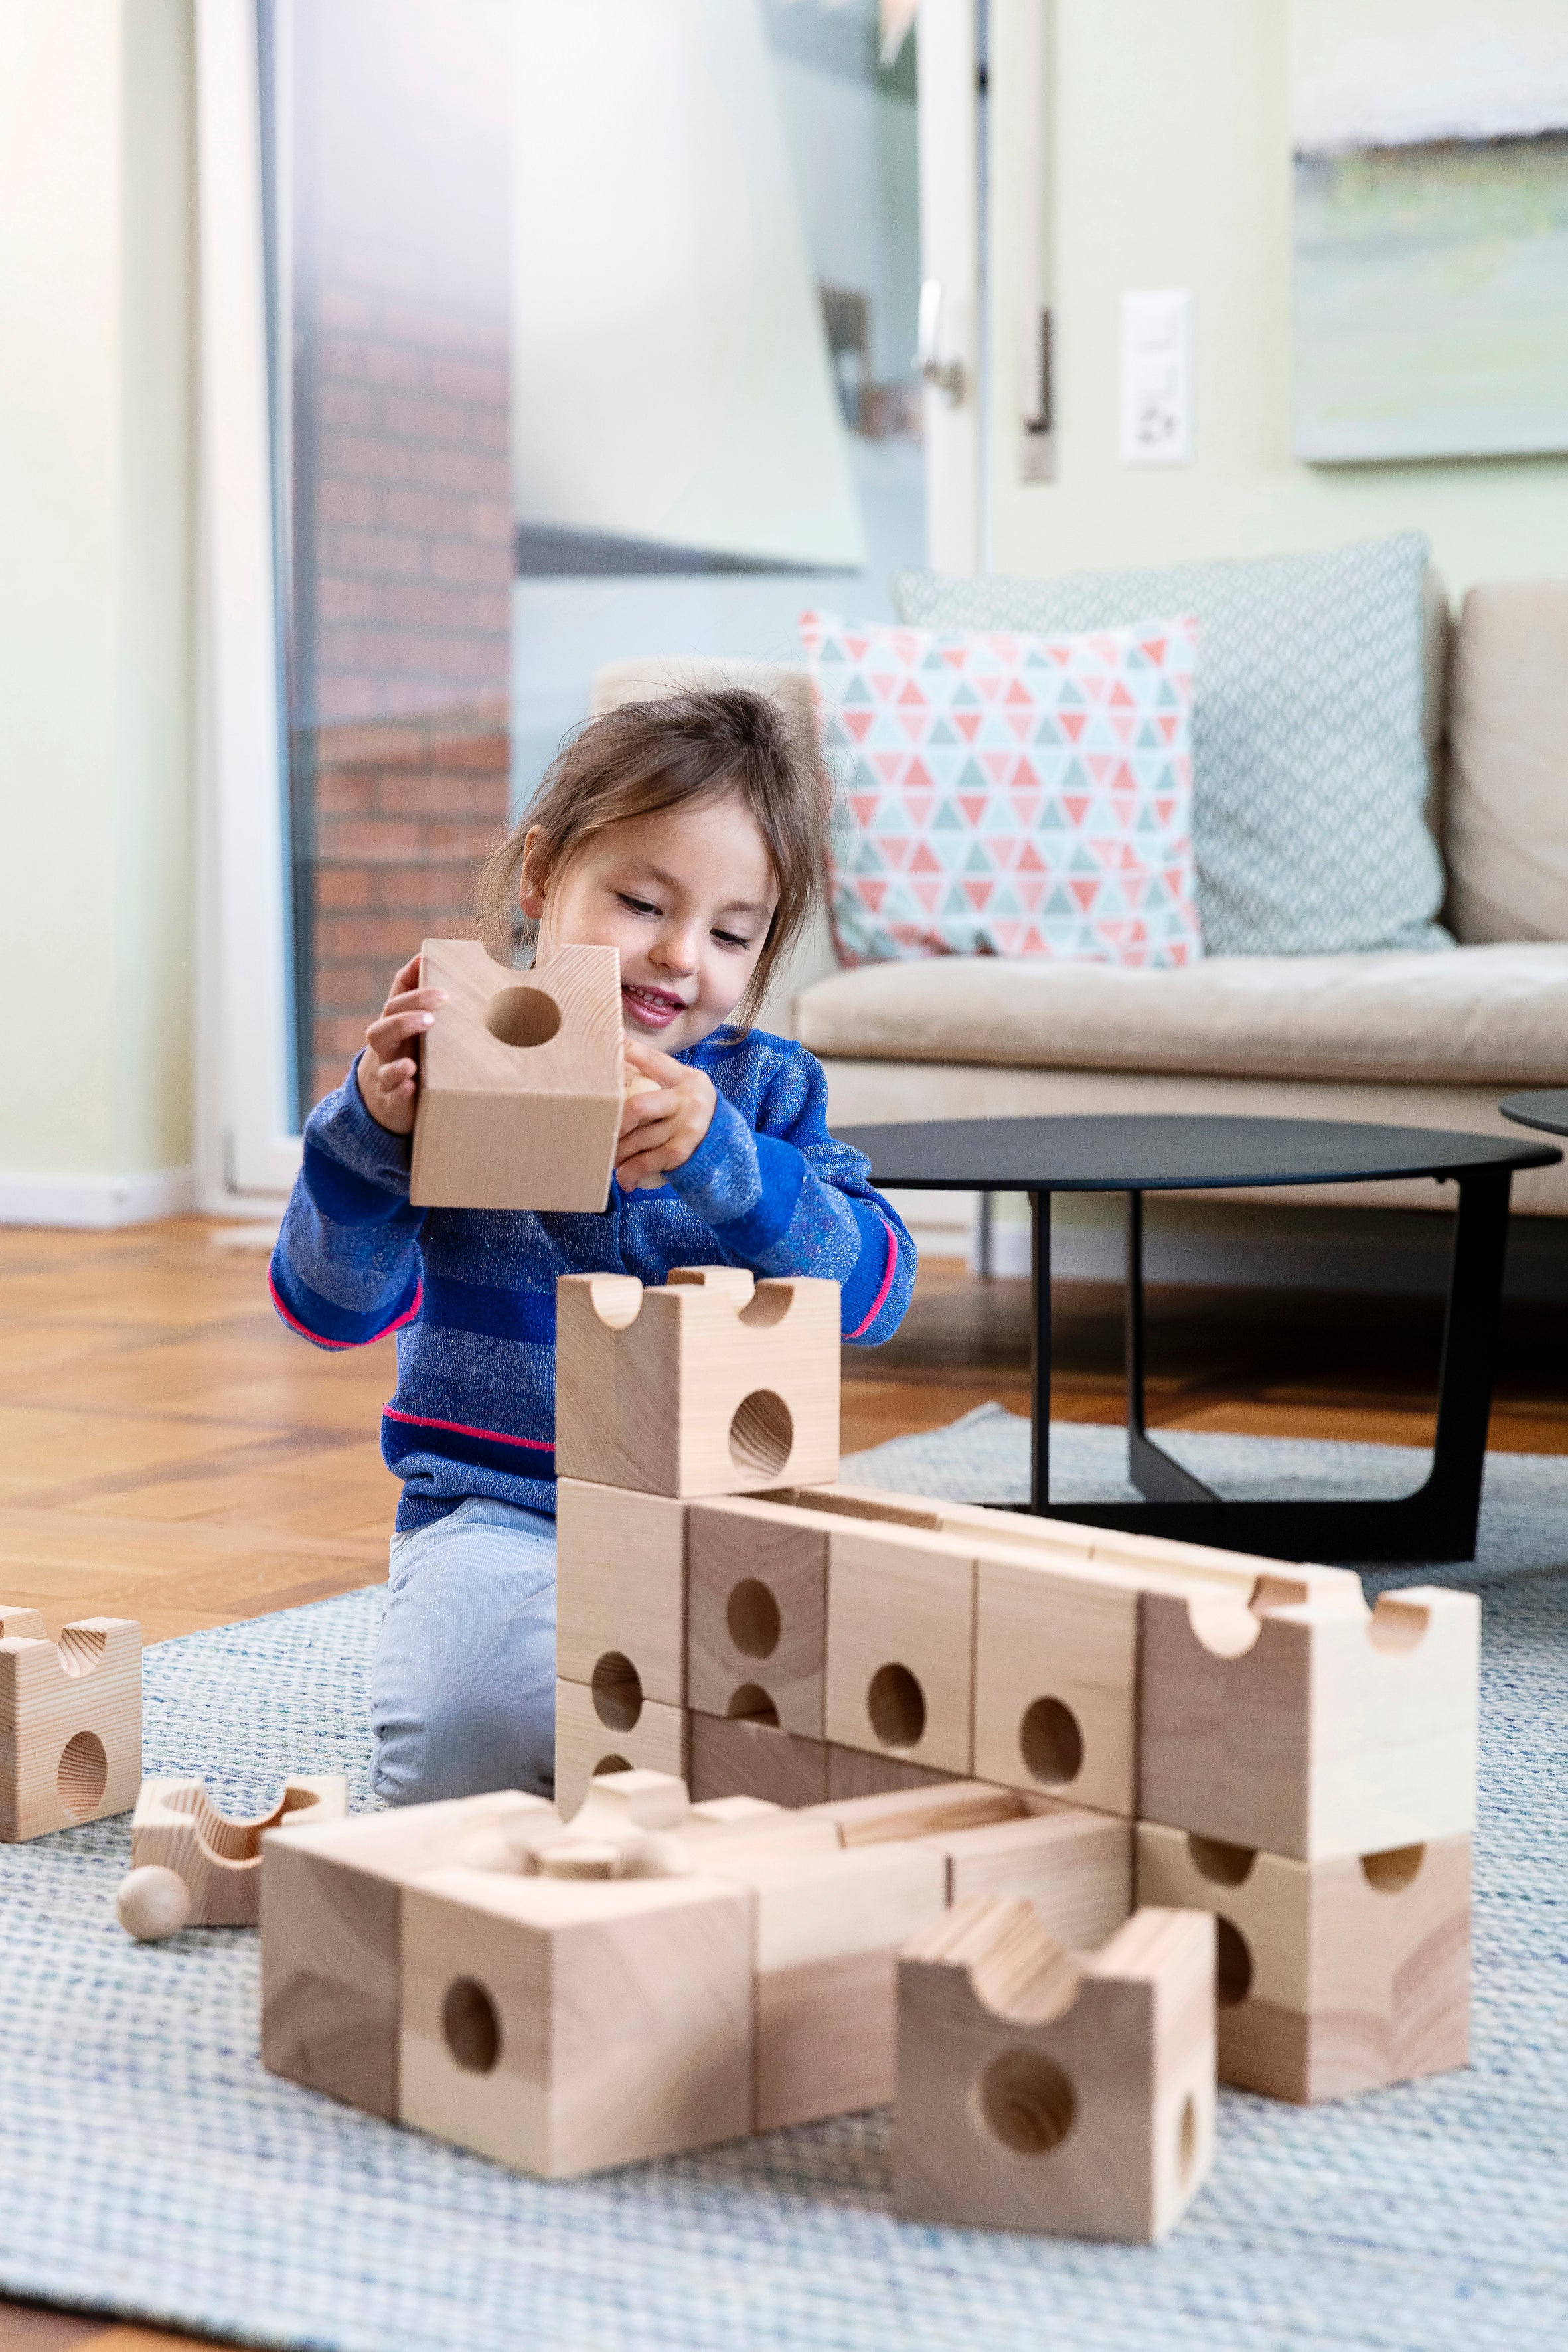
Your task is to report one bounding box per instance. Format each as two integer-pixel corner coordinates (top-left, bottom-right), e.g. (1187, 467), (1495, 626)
(357, 955), (447, 1135)
(617, 1040), (716, 1190)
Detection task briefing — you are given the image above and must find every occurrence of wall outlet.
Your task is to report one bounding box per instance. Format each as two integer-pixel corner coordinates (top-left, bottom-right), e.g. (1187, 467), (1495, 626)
(1119, 289), (1193, 465)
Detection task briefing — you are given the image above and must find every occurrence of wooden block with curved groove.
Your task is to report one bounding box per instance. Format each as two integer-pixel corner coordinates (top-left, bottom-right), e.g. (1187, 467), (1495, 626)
(260, 1790), (552, 2118)
(132, 1774), (347, 1927)
(1140, 1584), (1479, 1859)
(554, 1267), (840, 1498)
(1135, 1820), (1470, 2102)
(554, 1675), (687, 1820)
(824, 1522), (975, 1776)
(409, 939), (624, 1211)
(687, 1496), (829, 1735)
(0, 1616), (141, 1840)
(896, 1899), (1215, 2241)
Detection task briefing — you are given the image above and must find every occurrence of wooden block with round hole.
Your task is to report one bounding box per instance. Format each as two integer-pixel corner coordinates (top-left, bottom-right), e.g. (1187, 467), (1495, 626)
(554, 1675), (687, 1820)
(895, 1899), (1215, 2242)
(970, 1549), (1146, 1817)
(556, 1478), (688, 1710)
(823, 1523), (976, 1775)
(1135, 1820), (1471, 2102)
(399, 1866), (753, 2176)
(939, 1804), (1133, 1950)
(1140, 1584), (1479, 1861)
(686, 1496), (829, 1735)
(132, 1774), (347, 1927)
(717, 1838), (948, 2130)
(0, 1616), (141, 1841)
(688, 1711), (830, 1808)
(408, 938), (624, 1212)
(554, 1267), (840, 1498)
(260, 1790), (554, 2118)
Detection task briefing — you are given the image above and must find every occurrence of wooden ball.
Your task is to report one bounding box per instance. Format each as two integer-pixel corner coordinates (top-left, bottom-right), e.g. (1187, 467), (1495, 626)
(116, 1865), (192, 1942)
(456, 1828), (523, 1874)
(537, 1840), (619, 1881)
(611, 1832), (694, 1879)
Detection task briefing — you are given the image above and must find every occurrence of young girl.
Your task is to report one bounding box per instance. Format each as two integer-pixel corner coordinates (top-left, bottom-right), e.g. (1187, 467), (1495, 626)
(270, 688), (915, 1805)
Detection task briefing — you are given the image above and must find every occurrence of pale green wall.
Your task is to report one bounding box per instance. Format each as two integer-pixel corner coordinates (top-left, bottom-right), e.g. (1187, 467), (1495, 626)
(988, 0), (1568, 601)
(0, 0), (195, 1180)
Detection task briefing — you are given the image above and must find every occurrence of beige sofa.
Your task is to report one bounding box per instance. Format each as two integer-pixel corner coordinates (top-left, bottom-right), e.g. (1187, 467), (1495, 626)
(593, 580), (1568, 1241)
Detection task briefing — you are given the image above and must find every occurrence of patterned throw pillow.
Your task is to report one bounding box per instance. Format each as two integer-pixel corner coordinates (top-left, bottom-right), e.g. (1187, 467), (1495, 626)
(800, 609), (1204, 967)
(892, 532), (1450, 959)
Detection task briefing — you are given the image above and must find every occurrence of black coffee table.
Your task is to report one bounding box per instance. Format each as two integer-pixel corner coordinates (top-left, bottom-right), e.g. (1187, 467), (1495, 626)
(838, 1114), (1560, 1562)
(1501, 1089), (1568, 1139)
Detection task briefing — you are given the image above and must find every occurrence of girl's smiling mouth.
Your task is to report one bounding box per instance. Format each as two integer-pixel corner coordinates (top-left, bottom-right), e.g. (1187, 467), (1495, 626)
(622, 981), (687, 1030)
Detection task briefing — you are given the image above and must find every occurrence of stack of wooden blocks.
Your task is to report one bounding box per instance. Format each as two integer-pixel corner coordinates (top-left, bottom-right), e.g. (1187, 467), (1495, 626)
(254, 1266), (1479, 2242)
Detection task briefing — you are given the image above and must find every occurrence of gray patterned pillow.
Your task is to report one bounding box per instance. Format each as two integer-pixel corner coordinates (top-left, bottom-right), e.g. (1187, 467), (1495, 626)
(893, 532), (1450, 958)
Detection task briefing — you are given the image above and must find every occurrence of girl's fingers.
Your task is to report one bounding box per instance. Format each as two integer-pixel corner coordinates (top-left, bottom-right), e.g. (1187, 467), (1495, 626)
(622, 1038), (685, 1084)
(619, 1087), (680, 1136)
(366, 1009), (437, 1056)
(382, 987), (446, 1018)
(389, 954), (424, 995)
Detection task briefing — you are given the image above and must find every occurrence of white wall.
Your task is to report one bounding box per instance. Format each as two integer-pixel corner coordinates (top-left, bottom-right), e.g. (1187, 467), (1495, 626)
(987, 0), (1568, 601)
(0, 0), (196, 1218)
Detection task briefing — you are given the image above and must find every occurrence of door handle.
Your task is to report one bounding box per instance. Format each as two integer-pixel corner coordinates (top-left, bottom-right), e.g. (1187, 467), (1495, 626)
(915, 277), (964, 405)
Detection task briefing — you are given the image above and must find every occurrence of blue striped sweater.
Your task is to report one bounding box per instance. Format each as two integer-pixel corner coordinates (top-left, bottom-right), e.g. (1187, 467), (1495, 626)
(270, 1025), (916, 1528)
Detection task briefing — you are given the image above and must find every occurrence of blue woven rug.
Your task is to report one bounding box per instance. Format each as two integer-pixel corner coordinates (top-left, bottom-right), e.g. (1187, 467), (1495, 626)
(1, 1415), (1565, 2352)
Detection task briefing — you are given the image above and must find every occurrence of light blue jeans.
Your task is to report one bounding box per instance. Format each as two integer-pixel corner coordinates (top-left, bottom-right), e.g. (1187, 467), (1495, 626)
(371, 1498), (557, 1806)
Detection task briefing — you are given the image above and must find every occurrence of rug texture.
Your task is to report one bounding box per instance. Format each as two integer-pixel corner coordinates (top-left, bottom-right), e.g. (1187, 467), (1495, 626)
(0, 1413), (1564, 2352)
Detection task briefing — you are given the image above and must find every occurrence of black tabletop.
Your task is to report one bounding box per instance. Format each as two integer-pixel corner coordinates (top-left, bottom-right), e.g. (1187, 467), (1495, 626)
(837, 1113), (1560, 1193)
(1500, 1089), (1568, 1140)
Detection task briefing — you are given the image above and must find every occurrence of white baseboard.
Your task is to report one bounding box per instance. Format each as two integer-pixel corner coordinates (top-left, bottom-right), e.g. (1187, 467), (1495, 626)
(0, 1166), (200, 1229)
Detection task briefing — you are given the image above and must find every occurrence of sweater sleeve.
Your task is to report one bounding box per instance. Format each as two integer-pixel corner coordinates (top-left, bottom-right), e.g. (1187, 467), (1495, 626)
(661, 1046), (915, 1344)
(269, 1054), (427, 1350)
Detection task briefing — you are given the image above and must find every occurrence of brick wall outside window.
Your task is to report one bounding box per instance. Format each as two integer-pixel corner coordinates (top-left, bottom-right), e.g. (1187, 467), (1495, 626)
(290, 284), (512, 1109)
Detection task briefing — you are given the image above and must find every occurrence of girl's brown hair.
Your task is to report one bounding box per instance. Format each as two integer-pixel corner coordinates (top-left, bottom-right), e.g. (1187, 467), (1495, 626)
(477, 686), (828, 1029)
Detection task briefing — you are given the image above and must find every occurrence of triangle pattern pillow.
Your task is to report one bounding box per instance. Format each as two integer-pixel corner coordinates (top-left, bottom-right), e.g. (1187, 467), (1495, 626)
(801, 609), (1204, 967)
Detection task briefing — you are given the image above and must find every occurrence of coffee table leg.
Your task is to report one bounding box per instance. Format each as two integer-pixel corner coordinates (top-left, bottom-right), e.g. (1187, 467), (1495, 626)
(1125, 1190), (1219, 1506)
(1421, 1162), (1512, 1555)
(1030, 1190), (1050, 1512)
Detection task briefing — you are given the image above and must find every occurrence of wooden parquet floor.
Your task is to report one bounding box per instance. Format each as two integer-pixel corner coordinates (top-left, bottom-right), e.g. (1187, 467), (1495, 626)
(3, 1216), (1567, 2348)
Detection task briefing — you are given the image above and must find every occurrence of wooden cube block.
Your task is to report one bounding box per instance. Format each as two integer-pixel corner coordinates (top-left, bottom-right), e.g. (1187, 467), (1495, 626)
(554, 1676), (686, 1820)
(688, 1711), (829, 1808)
(824, 1745), (957, 1800)
(556, 1478), (688, 1710)
(0, 1607), (46, 1640)
(261, 1791), (552, 2118)
(823, 1523), (975, 1775)
(686, 1496), (829, 1735)
(896, 1900), (1215, 2241)
(0, 1616), (141, 1840)
(555, 1267), (840, 1497)
(971, 1547), (1148, 1817)
(939, 1804), (1133, 1950)
(718, 1840), (947, 2129)
(399, 1867), (753, 2176)
(133, 1774), (346, 1927)
(819, 1778), (1022, 1847)
(1140, 1584), (1479, 1859)
(409, 939), (624, 1212)
(1135, 1820), (1471, 2102)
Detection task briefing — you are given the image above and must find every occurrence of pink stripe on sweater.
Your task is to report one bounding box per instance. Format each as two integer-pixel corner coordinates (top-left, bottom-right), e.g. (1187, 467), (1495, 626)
(269, 1268), (422, 1350)
(382, 1406), (554, 1452)
(846, 1219), (899, 1341)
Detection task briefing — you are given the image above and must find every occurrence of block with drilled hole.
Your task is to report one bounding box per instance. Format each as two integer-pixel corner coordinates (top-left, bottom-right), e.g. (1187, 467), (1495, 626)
(400, 1865), (754, 2177)
(131, 1774), (347, 1928)
(554, 1267), (840, 1498)
(686, 1494), (831, 1736)
(1140, 1583), (1479, 1860)
(556, 1478), (689, 1710)
(0, 1614), (141, 1841)
(895, 1897), (1215, 2241)
(1135, 1820), (1470, 2102)
(408, 939), (625, 1212)
(554, 1675), (688, 1820)
(823, 1521), (977, 1776)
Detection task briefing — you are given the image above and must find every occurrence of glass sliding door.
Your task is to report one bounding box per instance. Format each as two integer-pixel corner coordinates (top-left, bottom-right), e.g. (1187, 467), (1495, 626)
(259, 0), (931, 1125)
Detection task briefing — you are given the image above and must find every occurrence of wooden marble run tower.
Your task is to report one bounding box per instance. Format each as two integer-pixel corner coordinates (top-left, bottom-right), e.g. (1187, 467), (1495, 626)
(258, 1269), (1479, 2241)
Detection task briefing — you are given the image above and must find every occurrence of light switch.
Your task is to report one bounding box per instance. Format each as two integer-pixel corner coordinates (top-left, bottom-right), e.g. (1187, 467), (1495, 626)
(1119, 290), (1193, 465)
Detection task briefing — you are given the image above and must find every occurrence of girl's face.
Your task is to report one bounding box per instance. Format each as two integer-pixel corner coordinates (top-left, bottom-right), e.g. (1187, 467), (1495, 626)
(521, 793), (778, 1055)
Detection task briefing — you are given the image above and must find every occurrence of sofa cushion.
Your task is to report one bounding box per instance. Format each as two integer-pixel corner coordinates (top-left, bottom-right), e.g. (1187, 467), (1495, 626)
(799, 607), (1203, 967)
(892, 533), (1449, 961)
(1447, 581), (1568, 945)
(795, 942), (1568, 1087)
